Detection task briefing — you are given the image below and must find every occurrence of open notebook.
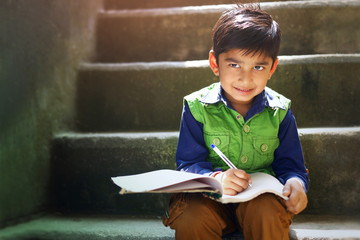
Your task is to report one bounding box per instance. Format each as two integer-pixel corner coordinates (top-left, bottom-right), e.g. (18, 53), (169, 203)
(111, 169), (287, 203)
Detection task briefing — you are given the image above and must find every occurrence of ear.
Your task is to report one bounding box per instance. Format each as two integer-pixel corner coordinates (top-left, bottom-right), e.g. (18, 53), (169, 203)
(270, 58), (279, 76)
(209, 50), (219, 76)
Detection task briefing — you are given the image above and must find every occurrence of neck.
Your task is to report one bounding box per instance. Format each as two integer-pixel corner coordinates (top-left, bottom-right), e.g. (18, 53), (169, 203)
(232, 102), (252, 117)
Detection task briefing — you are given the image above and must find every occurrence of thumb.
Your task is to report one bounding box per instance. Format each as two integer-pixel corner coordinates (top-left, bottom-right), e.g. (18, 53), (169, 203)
(282, 184), (291, 197)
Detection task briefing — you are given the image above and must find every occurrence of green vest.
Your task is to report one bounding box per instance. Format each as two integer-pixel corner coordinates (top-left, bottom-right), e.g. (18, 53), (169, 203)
(184, 83), (291, 176)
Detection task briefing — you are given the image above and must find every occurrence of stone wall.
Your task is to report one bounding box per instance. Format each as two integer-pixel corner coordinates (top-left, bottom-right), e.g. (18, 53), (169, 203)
(0, 0), (103, 227)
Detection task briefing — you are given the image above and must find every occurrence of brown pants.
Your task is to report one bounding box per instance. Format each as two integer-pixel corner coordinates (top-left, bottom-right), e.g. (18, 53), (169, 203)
(162, 193), (294, 240)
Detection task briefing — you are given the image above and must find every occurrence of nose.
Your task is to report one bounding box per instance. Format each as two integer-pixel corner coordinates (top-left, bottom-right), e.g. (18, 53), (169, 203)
(238, 68), (252, 84)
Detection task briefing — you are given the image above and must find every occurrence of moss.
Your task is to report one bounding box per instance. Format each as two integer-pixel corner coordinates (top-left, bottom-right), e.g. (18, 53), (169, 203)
(0, 0), (102, 227)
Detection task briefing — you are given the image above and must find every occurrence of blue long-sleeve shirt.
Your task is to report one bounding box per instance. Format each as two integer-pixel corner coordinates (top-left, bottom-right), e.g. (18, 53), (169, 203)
(176, 85), (309, 191)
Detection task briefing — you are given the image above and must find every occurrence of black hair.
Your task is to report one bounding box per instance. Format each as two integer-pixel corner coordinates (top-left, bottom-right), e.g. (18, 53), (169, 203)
(212, 4), (281, 65)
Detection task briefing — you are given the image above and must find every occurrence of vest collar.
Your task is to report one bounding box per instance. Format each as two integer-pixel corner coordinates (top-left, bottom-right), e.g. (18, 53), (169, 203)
(199, 83), (286, 111)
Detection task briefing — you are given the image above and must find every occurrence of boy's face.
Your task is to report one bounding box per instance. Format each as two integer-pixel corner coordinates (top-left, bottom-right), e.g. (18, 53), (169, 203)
(209, 49), (278, 111)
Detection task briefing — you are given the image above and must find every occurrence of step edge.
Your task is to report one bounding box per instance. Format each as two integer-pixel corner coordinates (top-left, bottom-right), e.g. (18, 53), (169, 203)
(1, 214), (359, 239)
(78, 60), (209, 71)
(98, 0), (360, 18)
(298, 126), (360, 135)
(54, 131), (180, 140)
(79, 54), (360, 71)
(279, 53), (360, 65)
(295, 229), (360, 239)
(54, 127), (360, 140)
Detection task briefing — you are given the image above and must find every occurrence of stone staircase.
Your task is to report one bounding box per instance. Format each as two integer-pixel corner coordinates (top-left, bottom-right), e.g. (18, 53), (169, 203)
(1, 0), (360, 239)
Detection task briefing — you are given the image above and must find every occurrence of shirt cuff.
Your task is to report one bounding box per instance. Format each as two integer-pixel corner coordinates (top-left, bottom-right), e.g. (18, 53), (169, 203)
(288, 177), (306, 190)
(210, 171), (222, 178)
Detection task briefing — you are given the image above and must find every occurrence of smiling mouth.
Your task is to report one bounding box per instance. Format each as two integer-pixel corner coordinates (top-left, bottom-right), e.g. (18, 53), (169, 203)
(234, 87), (254, 95)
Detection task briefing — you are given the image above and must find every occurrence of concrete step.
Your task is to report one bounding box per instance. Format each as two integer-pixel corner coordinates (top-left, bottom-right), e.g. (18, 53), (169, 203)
(0, 214), (359, 240)
(76, 54), (360, 132)
(96, 1), (360, 62)
(104, 0), (308, 10)
(51, 127), (360, 216)
(104, 0), (234, 10)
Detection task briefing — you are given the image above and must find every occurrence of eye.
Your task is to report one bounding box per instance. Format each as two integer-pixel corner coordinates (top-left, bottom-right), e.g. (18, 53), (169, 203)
(254, 66), (264, 71)
(229, 63), (240, 68)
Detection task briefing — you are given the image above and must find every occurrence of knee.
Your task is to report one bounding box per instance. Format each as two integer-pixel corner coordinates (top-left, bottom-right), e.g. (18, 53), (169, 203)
(248, 193), (286, 215)
(238, 193), (290, 224)
(173, 195), (217, 229)
(168, 194), (224, 236)
(237, 194), (294, 240)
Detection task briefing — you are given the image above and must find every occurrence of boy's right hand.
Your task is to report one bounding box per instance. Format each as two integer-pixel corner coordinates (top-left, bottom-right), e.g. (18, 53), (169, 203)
(216, 169), (252, 195)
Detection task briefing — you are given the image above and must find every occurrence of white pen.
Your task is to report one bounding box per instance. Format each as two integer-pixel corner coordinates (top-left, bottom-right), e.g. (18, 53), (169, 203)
(210, 144), (252, 187)
(210, 144), (237, 169)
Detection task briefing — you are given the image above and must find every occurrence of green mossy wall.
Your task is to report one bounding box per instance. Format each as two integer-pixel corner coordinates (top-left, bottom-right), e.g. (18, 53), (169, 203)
(0, 0), (102, 227)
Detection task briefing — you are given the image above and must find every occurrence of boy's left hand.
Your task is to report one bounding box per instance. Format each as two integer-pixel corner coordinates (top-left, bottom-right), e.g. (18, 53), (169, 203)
(282, 178), (308, 214)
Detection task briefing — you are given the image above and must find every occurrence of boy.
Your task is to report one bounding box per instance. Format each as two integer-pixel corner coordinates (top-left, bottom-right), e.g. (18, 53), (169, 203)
(163, 4), (309, 240)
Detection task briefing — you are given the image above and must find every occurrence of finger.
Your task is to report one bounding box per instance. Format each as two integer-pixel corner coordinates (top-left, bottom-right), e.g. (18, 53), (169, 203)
(224, 173), (250, 190)
(232, 170), (252, 185)
(222, 176), (245, 192)
(291, 194), (308, 214)
(287, 206), (298, 215)
(231, 177), (250, 190)
(282, 184), (291, 197)
(285, 198), (295, 211)
(285, 197), (298, 214)
(285, 193), (306, 214)
(224, 181), (245, 194)
(287, 201), (302, 215)
(233, 169), (249, 180)
(223, 187), (238, 196)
